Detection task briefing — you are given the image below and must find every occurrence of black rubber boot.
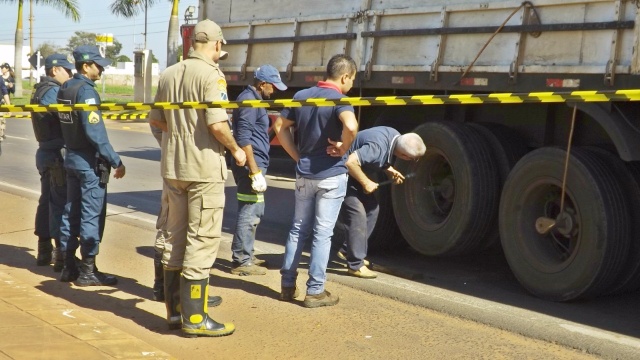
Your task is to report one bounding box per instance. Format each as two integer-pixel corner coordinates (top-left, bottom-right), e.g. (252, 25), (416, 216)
(59, 252), (79, 282)
(36, 237), (53, 266)
(153, 251), (165, 302)
(75, 256), (118, 287)
(164, 269), (182, 330)
(180, 276), (235, 338)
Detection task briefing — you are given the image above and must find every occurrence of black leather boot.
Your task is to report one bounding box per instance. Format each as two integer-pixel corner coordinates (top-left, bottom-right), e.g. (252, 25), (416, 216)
(92, 259), (118, 286)
(36, 237), (53, 266)
(59, 251), (79, 282)
(52, 248), (64, 272)
(164, 269), (182, 330)
(75, 256), (118, 287)
(180, 276), (235, 338)
(153, 251), (164, 301)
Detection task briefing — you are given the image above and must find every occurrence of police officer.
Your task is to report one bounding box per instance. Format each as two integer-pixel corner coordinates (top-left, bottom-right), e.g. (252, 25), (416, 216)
(30, 54), (75, 270)
(57, 45), (125, 286)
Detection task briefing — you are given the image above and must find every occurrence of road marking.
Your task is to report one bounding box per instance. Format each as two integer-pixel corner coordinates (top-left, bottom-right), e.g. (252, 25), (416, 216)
(0, 181), (156, 225)
(5, 135), (29, 140)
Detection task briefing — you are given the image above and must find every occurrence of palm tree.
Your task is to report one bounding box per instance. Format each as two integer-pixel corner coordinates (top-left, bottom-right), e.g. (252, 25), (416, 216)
(110, 0), (180, 68)
(166, 0), (179, 67)
(2, 0), (80, 97)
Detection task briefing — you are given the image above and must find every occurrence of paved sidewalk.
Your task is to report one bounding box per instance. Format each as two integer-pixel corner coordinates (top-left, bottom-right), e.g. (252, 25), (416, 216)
(0, 267), (172, 360)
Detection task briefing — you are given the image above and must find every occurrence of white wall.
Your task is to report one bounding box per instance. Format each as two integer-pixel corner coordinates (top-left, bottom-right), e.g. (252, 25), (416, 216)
(0, 43), (34, 79)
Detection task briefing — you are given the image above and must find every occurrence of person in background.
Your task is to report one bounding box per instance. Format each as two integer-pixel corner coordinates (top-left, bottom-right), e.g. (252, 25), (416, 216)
(230, 64), (287, 276)
(29, 54), (75, 270)
(148, 19), (244, 338)
(274, 54), (358, 308)
(331, 127), (426, 279)
(1, 63), (15, 97)
(57, 45), (125, 286)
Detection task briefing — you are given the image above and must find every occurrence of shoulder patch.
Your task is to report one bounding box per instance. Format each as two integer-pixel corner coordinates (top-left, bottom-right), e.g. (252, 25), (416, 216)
(85, 98), (96, 105)
(88, 111), (100, 124)
(217, 78), (227, 91)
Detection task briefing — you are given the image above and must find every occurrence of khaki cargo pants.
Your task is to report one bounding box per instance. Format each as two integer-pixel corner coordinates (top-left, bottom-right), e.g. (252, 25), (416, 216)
(163, 178), (225, 280)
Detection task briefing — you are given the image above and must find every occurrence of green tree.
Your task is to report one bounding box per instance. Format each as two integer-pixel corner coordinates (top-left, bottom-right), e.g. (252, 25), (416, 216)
(65, 31), (123, 65)
(36, 41), (66, 59)
(1, 0), (80, 97)
(116, 54), (131, 63)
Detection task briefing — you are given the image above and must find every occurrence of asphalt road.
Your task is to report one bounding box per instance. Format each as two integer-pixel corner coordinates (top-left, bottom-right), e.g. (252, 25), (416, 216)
(1, 117), (639, 359)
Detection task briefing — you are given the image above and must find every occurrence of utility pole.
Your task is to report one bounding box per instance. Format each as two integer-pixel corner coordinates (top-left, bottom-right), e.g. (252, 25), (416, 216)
(144, 0), (148, 49)
(29, 0), (34, 85)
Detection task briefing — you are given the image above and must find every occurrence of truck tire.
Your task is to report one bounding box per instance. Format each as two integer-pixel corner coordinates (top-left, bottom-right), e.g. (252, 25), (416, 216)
(392, 120), (500, 256)
(585, 148), (640, 295)
(467, 122), (529, 249)
(499, 147), (630, 301)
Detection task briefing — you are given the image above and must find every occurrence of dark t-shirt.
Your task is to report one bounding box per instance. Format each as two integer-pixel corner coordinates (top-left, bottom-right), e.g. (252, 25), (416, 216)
(280, 83), (354, 179)
(350, 126), (400, 171)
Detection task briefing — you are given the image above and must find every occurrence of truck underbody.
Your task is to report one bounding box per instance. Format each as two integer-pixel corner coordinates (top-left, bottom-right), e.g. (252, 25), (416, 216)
(193, 0), (640, 301)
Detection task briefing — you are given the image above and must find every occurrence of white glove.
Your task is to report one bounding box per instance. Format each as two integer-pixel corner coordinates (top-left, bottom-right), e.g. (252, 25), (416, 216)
(250, 171), (267, 193)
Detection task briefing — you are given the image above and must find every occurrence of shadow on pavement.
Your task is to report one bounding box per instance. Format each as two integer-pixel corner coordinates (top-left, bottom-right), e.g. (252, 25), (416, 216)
(0, 243), (169, 334)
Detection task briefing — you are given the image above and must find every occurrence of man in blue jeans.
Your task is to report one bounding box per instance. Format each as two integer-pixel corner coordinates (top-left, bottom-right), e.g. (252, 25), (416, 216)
(274, 54), (358, 308)
(230, 64), (287, 276)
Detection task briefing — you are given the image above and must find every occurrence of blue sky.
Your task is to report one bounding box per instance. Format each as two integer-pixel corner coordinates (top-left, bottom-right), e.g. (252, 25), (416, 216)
(0, 0), (199, 69)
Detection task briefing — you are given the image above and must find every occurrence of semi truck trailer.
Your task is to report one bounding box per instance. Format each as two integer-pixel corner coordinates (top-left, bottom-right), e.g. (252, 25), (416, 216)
(187, 0), (640, 302)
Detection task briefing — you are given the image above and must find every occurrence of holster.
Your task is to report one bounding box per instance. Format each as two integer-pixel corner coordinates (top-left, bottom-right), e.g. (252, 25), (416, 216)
(50, 158), (66, 187)
(95, 158), (111, 185)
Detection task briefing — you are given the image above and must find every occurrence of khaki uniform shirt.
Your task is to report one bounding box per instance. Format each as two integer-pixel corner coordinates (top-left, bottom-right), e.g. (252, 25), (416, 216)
(149, 51), (229, 182)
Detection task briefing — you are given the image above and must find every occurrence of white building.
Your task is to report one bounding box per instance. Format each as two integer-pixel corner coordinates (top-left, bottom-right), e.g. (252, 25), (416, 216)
(0, 43), (36, 79)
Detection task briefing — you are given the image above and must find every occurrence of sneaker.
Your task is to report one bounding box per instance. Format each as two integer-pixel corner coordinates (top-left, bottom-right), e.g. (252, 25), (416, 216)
(347, 265), (378, 279)
(279, 286), (299, 301)
(336, 250), (370, 267)
(231, 263), (266, 276)
(303, 290), (339, 308)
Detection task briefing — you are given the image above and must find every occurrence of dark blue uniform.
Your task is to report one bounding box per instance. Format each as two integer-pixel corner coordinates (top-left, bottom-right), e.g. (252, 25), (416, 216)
(57, 73), (122, 260)
(338, 127), (400, 271)
(30, 77), (68, 266)
(230, 86), (269, 266)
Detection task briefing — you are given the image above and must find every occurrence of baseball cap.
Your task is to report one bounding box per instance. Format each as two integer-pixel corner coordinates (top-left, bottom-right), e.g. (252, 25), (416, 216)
(255, 65), (287, 91)
(193, 19), (226, 44)
(0, 63), (10, 70)
(72, 45), (111, 67)
(45, 54), (74, 70)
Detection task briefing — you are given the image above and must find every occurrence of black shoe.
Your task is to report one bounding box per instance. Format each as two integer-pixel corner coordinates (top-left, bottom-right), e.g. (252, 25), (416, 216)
(52, 247), (64, 272)
(59, 252), (79, 282)
(208, 295), (222, 307)
(75, 257), (118, 287)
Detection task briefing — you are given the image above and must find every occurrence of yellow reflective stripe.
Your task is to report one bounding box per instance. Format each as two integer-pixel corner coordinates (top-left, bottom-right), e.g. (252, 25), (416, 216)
(237, 193), (264, 203)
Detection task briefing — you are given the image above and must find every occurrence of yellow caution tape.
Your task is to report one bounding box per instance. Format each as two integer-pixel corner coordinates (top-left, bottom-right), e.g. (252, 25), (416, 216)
(1, 113), (148, 119)
(2, 89), (640, 113)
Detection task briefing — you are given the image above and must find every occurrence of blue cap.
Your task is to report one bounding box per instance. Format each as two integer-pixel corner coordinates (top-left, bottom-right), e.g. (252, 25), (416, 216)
(45, 54), (74, 70)
(254, 65), (287, 91)
(72, 45), (111, 67)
